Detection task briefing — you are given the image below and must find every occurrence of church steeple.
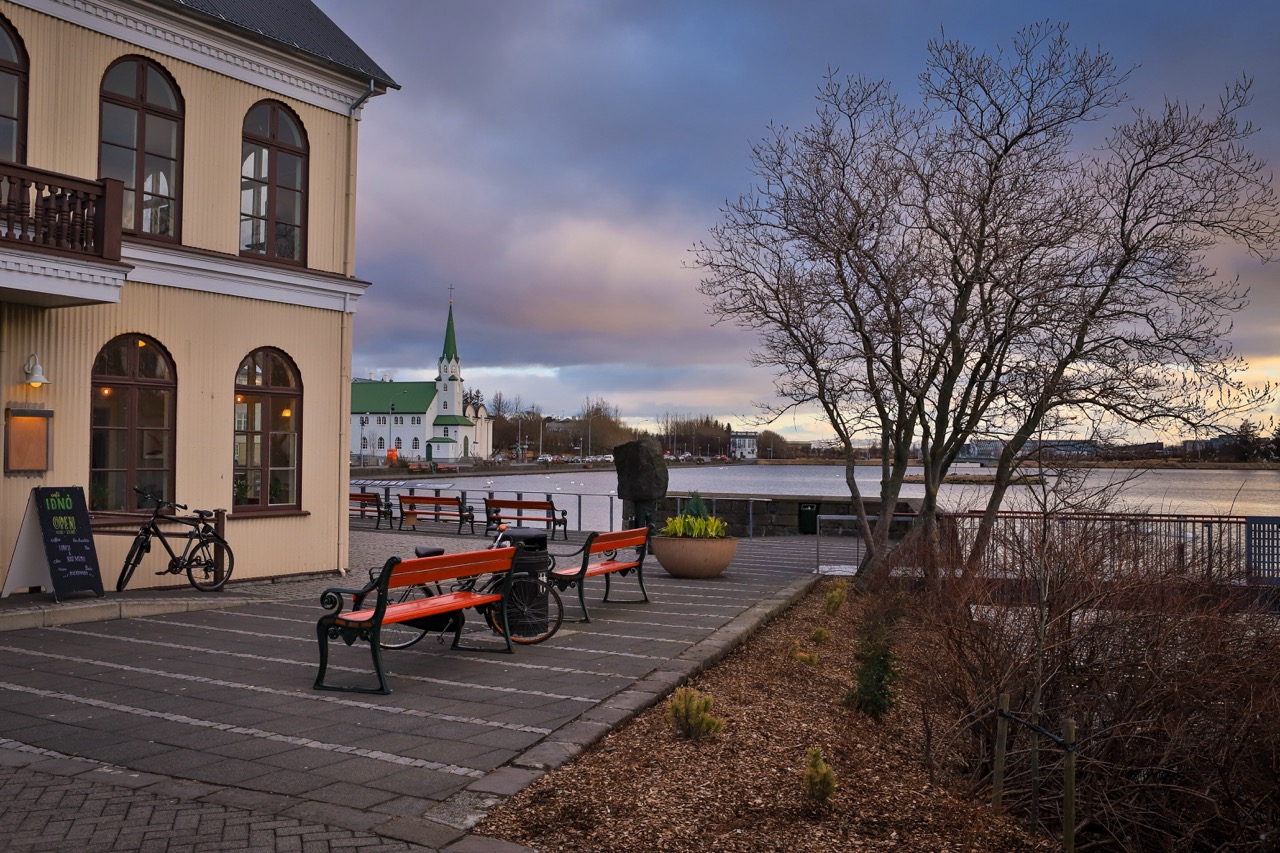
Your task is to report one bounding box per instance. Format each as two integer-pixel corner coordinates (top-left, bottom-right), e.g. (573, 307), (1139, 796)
(440, 301), (459, 364)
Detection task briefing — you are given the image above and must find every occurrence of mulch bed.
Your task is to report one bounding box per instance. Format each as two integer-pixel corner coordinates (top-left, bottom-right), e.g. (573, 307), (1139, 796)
(478, 578), (1054, 851)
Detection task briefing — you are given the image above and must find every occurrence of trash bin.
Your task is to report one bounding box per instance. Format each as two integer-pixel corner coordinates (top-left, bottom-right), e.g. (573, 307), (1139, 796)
(798, 502), (820, 535)
(498, 528), (550, 637)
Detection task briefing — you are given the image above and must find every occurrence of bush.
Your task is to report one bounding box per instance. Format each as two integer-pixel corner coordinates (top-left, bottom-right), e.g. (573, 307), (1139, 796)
(825, 579), (848, 615)
(667, 686), (724, 740)
(845, 637), (897, 721)
(810, 627), (831, 644)
(902, 513), (1280, 848)
(803, 747), (836, 803)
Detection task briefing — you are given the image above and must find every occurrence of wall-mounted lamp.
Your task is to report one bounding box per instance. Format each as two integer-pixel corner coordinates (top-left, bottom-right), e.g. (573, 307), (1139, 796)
(22, 354), (50, 388)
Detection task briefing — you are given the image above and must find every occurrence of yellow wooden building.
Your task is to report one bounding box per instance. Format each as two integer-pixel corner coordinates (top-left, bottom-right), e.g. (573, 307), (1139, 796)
(0, 0), (396, 592)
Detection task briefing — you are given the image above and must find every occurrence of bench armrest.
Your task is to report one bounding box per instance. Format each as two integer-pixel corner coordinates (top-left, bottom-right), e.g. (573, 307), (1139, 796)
(319, 573), (380, 614)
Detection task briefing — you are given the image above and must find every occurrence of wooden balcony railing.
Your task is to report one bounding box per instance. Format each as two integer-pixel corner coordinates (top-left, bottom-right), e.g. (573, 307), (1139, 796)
(0, 163), (122, 262)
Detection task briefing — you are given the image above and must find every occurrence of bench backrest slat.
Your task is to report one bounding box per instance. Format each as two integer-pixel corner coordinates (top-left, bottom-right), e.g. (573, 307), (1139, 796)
(387, 546), (515, 589)
(589, 527), (649, 557)
(487, 498), (557, 512)
(400, 495), (462, 509)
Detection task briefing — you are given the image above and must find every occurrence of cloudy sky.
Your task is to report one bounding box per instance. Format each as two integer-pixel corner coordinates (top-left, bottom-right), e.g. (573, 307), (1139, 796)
(313, 0), (1280, 442)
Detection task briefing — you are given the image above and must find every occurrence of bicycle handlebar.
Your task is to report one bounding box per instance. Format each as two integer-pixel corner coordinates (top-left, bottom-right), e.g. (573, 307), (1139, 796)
(134, 486), (187, 512)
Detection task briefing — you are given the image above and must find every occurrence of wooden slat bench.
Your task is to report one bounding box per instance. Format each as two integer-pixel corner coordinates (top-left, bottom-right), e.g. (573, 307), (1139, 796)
(549, 527), (650, 622)
(485, 498), (568, 540)
(398, 494), (476, 534)
(349, 491), (392, 530)
(314, 545), (519, 694)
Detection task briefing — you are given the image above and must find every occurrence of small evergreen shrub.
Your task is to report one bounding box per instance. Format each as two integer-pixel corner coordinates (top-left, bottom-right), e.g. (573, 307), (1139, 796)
(787, 640), (819, 666)
(845, 635), (898, 721)
(667, 686), (724, 740)
(825, 579), (848, 615)
(810, 627), (831, 644)
(803, 747), (837, 803)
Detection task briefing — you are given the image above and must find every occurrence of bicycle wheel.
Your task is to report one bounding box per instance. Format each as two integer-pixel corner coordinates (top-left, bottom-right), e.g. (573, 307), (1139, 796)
(379, 585), (435, 650)
(486, 575), (564, 644)
(185, 533), (234, 592)
(117, 534), (149, 592)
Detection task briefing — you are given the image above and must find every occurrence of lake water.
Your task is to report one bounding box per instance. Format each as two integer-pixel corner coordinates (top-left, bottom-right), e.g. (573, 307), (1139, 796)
(395, 463), (1279, 532)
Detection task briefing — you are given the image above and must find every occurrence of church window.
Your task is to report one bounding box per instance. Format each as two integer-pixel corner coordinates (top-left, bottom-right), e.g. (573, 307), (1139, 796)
(443, 401), (448, 410)
(395, 437), (402, 449)
(443, 427), (450, 438)
(377, 437), (385, 450)
(361, 437), (368, 449)
(412, 438), (420, 450)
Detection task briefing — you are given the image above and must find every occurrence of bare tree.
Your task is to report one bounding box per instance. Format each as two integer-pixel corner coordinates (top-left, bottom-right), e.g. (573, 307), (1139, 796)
(695, 22), (1278, 589)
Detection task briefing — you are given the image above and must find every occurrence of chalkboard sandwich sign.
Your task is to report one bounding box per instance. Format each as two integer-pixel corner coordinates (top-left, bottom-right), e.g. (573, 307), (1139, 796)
(2, 486), (104, 602)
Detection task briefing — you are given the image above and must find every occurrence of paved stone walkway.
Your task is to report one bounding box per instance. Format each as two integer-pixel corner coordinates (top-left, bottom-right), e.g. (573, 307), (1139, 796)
(0, 525), (861, 851)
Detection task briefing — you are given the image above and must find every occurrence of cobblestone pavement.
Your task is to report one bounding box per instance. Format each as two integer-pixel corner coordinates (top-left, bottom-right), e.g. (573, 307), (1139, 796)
(0, 525), (862, 851)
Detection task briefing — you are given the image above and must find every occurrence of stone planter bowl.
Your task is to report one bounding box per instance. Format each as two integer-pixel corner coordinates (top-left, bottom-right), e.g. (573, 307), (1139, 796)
(650, 535), (738, 579)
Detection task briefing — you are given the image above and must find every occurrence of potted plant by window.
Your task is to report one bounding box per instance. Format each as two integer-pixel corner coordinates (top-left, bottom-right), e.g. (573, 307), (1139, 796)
(649, 492), (738, 579)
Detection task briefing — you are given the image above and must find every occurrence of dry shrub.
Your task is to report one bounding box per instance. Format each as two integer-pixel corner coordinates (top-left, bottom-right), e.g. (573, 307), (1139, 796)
(899, 515), (1280, 850)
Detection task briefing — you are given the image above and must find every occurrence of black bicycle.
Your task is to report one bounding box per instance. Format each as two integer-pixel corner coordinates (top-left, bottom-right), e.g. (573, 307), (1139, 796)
(378, 525), (564, 649)
(117, 488), (234, 592)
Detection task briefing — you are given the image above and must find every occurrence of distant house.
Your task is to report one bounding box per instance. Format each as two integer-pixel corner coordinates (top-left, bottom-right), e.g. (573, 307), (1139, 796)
(1025, 439), (1098, 458)
(730, 432), (758, 460)
(350, 305), (492, 463)
(957, 440), (1007, 460)
(0, 0), (396, 591)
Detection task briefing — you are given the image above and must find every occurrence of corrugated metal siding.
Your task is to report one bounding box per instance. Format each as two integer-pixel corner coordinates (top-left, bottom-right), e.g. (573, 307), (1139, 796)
(4, 1), (352, 273)
(2, 284), (353, 591)
(1, 1), (363, 592)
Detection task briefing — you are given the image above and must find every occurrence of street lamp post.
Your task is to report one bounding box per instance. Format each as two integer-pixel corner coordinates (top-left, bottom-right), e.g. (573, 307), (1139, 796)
(360, 413), (368, 466)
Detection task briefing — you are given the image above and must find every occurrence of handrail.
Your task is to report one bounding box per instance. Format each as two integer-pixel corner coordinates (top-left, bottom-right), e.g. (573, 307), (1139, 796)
(0, 163), (123, 261)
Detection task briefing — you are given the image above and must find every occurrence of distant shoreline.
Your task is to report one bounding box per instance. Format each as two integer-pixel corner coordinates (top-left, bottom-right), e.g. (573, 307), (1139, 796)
(755, 458), (1279, 472)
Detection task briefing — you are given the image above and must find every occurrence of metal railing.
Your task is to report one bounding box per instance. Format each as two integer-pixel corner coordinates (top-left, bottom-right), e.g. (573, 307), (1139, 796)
(940, 511), (1251, 583)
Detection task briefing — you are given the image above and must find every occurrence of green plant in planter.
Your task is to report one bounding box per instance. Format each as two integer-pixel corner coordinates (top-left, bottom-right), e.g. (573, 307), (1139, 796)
(661, 491), (728, 538)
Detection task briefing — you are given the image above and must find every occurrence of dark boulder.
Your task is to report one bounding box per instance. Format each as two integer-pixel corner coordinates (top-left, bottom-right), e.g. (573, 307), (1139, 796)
(614, 439), (668, 530)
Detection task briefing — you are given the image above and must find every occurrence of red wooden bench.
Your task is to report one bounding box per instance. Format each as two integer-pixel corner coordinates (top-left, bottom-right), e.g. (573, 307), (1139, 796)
(549, 527), (650, 622)
(485, 498), (568, 540)
(349, 491), (392, 529)
(398, 494), (476, 534)
(314, 546), (518, 694)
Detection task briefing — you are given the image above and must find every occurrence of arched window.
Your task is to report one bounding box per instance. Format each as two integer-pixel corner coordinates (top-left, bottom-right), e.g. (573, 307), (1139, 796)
(99, 57), (183, 239)
(394, 437), (402, 450)
(0, 14), (28, 163)
(234, 348), (301, 510)
(90, 335), (176, 510)
(377, 437), (385, 450)
(412, 438), (420, 450)
(240, 100), (307, 262)
(361, 437), (368, 450)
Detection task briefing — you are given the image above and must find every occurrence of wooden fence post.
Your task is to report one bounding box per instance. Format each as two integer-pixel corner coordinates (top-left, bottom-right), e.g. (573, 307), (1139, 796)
(993, 693), (1009, 813)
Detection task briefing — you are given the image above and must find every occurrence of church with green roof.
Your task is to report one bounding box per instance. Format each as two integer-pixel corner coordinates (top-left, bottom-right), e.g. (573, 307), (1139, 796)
(349, 305), (492, 463)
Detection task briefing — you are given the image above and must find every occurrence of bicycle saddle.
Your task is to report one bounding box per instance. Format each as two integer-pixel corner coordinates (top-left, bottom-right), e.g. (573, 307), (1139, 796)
(414, 546), (445, 558)
(194, 509), (214, 519)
